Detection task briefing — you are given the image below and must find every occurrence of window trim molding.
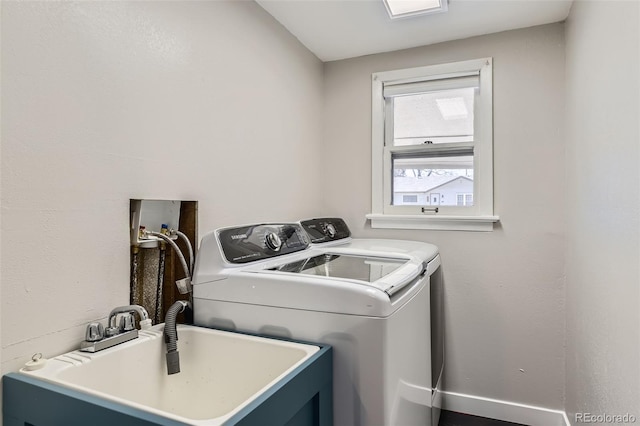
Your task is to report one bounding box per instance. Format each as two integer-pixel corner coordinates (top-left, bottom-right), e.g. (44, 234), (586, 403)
(370, 58), (499, 231)
(366, 213), (499, 232)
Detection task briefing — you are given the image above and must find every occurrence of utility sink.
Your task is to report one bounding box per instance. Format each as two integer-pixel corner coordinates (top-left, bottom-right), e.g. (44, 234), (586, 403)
(4, 324), (332, 426)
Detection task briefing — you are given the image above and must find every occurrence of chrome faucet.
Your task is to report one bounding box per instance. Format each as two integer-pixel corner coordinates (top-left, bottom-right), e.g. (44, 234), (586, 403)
(80, 304), (152, 353)
(107, 305), (152, 335)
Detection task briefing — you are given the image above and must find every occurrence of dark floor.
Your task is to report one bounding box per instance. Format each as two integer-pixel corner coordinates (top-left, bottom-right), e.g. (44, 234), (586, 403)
(439, 410), (528, 426)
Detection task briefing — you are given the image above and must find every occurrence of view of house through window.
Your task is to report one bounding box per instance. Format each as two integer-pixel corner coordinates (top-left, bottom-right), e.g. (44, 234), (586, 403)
(393, 154), (474, 206)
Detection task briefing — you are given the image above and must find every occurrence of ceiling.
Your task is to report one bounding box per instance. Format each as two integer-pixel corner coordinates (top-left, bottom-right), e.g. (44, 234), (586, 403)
(256, 0), (574, 62)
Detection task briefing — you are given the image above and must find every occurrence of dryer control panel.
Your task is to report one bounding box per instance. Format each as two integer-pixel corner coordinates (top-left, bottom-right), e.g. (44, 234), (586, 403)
(218, 223), (310, 264)
(301, 217), (351, 244)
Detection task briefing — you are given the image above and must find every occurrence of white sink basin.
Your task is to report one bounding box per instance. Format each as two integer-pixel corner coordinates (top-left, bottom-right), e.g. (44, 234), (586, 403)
(19, 324), (319, 425)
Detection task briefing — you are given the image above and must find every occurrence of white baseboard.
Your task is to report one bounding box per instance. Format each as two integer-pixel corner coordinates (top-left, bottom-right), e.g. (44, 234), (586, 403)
(441, 391), (569, 426)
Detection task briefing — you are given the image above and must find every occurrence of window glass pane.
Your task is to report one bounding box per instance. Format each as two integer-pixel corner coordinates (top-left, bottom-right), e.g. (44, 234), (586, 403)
(392, 155), (474, 206)
(393, 87), (475, 146)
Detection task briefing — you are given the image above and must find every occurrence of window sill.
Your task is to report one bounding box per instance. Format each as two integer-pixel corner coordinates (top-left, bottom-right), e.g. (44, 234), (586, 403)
(366, 213), (499, 232)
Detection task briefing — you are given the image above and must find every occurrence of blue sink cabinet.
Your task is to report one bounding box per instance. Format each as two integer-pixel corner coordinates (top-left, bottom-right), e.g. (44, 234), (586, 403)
(3, 341), (332, 426)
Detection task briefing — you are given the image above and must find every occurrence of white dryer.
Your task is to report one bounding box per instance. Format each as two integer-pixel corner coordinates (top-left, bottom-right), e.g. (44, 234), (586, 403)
(300, 217), (445, 426)
(192, 222), (441, 426)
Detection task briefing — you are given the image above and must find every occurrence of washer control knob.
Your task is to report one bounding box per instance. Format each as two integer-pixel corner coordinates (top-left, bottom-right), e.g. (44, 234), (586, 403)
(265, 232), (282, 251)
(325, 223), (337, 238)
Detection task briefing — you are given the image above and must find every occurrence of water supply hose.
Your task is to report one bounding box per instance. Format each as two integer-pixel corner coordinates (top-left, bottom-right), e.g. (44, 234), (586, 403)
(164, 300), (189, 375)
(146, 231), (191, 293)
(174, 230), (194, 275)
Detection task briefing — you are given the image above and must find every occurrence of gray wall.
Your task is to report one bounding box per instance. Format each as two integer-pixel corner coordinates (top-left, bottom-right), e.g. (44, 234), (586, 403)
(1, 0), (324, 374)
(4, 0), (639, 420)
(323, 24), (567, 409)
(564, 1), (640, 422)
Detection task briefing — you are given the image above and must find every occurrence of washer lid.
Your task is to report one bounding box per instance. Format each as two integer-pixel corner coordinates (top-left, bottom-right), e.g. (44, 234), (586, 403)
(244, 249), (425, 296)
(269, 253), (405, 283)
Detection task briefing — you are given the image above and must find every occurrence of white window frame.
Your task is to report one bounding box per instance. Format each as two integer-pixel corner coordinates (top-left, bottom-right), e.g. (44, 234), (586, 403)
(367, 58), (499, 231)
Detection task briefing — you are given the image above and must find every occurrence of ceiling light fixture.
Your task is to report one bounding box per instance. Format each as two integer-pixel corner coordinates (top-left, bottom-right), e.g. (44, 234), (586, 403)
(383, 0), (448, 19)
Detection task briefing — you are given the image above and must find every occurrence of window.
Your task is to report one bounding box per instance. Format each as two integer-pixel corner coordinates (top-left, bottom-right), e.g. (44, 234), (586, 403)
(402, 194), (418, 203)
(457, 193), (473, 206)
(368, 58), (498, 231)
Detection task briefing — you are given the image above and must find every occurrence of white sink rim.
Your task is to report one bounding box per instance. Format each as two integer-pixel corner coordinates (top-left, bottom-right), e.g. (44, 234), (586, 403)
(19, 324), (319, 425)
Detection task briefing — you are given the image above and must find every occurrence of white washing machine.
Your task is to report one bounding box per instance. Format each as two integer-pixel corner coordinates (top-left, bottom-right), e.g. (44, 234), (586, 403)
(192, 222), (441, 426)
(300, 217), (440, 261)
(300, 217), (445, 426)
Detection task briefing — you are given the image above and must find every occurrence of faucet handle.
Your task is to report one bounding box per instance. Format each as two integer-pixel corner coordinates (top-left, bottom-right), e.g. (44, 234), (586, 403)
(85, 322), (104, 342)
(119, 313), (136, 332)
